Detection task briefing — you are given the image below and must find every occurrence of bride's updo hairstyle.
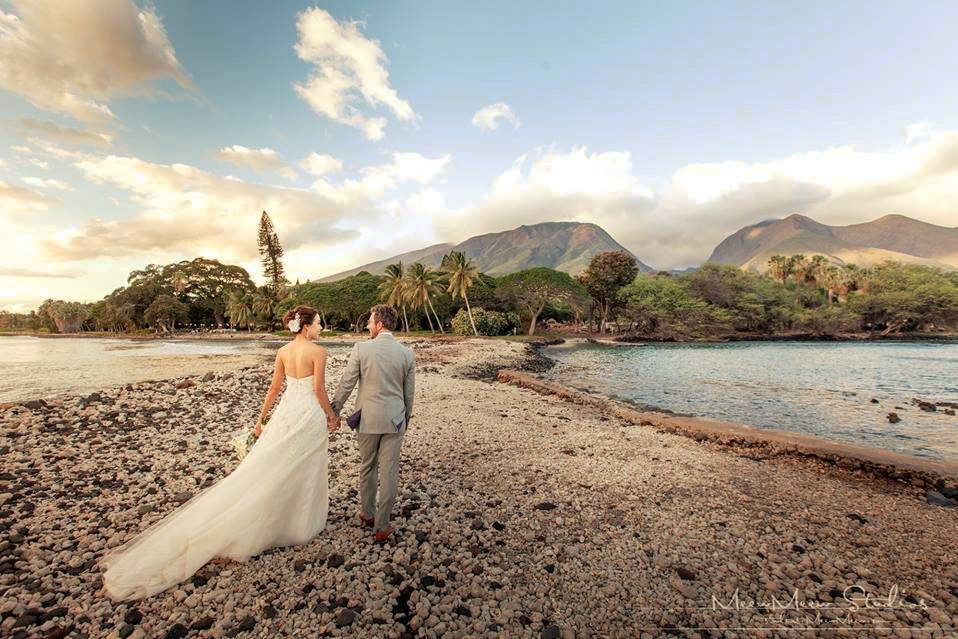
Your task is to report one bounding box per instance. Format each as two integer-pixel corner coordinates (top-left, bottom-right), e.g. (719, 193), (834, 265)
(282, 305), (318, 334)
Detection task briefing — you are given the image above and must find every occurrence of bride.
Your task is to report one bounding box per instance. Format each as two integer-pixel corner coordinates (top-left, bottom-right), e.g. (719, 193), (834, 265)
(101, 304), (339, 600)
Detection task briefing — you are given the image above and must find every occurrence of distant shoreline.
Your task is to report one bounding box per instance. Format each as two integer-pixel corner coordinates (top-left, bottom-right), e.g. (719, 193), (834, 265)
(2, 329), (958, 343)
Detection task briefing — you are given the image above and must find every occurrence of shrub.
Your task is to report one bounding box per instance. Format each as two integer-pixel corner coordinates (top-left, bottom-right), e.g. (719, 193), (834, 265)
(451, 307), (521, 336)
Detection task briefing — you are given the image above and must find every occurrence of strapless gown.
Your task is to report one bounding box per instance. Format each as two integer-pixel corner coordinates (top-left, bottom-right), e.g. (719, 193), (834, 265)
(101, 375), (329, 600)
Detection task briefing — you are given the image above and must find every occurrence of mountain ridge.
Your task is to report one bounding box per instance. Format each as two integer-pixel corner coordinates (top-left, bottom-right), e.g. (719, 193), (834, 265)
(316, 221), (652, 281)
(707, 213), (958, 271)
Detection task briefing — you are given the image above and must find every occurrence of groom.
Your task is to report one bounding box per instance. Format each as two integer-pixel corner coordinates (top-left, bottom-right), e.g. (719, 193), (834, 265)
(330, 304), (415, 542)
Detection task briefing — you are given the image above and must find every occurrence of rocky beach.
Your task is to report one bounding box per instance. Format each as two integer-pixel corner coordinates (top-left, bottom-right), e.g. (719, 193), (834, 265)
(1, 337), (957, 638)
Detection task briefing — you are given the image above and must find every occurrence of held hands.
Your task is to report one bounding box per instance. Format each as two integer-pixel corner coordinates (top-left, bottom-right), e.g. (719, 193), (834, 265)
(327, 413), (341, 433)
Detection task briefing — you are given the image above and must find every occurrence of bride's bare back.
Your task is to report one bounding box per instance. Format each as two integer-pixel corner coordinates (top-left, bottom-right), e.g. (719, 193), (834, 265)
(279, 339), (326, 379)
(255, 309), (338, 435)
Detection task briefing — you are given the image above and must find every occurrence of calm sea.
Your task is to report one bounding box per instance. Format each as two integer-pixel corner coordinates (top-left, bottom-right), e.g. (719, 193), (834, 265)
(542, 340), (958, 461)
(0, 336), (351, 403)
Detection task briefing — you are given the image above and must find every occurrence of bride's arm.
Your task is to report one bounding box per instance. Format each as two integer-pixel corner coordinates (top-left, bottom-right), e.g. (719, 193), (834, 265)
(313, 349), (337, 430)
(255, 351), (285, 435)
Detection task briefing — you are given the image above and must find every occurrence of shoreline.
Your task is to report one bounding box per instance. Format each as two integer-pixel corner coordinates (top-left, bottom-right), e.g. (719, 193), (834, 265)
(1, 338), (957, 637)
(497, 369), (958, 490)
(3, 335), (955, 479)
(4, 329), (958, 344)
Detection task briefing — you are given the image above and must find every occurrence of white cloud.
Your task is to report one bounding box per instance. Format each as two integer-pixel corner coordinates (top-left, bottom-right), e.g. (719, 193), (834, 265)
(905, 121), (935, 144)
(37, 148), (448, 270)
(28, 158), (49, 171)
(300, 152), (343, 177)
(293, 7), (415, 140)
(472, 102), (520, 130)
(22, 177), (73, 191)
(0, 267), (83, 279)
(311, 152), (451, 204)
(214, 145), (297, 180)
(18, 118), (113, 148)
(44, 154), (357, 262)
(24, 138), (86, 161)
(0, 0), (191, 126)
(432, 127), (958, 269)
(433, 146), (653, 258)
(405, 188), (444, 216)
(0, 180), (59, 213)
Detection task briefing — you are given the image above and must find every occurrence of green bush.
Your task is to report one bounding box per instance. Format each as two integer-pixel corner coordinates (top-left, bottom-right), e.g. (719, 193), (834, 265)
(796, 305), (861, 336)
(451, 307), (520, 336)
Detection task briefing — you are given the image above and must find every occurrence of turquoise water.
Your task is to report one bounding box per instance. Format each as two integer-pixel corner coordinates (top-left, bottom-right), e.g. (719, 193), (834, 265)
(0, 337), (351, 403)
(542, 340), (958, 461)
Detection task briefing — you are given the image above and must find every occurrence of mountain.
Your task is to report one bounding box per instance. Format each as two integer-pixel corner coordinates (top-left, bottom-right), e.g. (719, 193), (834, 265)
(707, 214), (958, 271)
(317, 221), (652, 281)
(316, 242), (454, 283)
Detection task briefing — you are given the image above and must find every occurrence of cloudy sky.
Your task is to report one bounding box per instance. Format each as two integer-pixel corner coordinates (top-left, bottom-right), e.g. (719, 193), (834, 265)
(2, 0), (958, 312)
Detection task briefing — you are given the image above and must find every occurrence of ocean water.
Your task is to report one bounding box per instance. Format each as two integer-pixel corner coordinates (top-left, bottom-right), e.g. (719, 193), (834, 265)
(542, 340), (958, 461)
(0, 336), (350, 403)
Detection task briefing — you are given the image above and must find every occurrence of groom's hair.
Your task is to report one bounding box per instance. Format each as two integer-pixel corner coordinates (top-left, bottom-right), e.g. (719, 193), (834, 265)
(370, 304), (398, 330)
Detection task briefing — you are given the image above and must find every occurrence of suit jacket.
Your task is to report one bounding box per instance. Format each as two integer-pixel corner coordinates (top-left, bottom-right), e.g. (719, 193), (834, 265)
(331, 332), (415, 434)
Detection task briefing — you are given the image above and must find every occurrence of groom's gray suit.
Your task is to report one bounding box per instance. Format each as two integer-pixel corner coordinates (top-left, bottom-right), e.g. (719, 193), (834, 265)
(331, 331), (415, 532)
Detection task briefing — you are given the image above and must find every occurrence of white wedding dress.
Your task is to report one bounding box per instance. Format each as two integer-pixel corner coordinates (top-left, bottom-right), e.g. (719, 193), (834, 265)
(101, 374), (329, 600)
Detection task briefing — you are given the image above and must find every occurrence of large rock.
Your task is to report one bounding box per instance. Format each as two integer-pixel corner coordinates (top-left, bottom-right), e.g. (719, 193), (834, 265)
(335, 608), (356, 628)
(926, 490), (957, 508)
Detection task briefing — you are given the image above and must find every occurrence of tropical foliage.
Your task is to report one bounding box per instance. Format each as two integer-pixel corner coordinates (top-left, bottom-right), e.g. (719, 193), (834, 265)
(442, 250), (480, 336)
(497, 267), (590, 335)
(258, 210), (288, 293)
(11, 235), (956, 340)
(614, 258), (958, 339)
(451, 307), (520, 336)
(404, 262), (445, 334)
(577, 251), (640, 333)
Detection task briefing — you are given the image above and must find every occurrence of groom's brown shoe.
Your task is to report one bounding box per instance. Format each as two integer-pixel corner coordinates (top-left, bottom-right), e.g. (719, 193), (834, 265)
(358, 512), (374, 528)
(374, 527), (393, 543)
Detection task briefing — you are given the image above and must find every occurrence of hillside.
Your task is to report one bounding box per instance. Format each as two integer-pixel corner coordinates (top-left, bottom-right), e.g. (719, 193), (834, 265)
(317, 221), (652, 281)
(707, 214), (958, 271)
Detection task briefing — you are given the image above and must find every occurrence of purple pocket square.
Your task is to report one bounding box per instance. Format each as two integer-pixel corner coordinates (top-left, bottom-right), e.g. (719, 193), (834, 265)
(346, 410), (361, 430)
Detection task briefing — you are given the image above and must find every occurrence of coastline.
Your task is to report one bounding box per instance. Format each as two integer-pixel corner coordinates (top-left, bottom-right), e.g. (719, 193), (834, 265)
(3, 329), (958, 344)
(1, 338), (956, 637)
(497, 369), (958, 489)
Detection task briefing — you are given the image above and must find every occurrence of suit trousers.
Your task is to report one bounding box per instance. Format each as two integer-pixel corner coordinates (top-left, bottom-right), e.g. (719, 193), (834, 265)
(355, 430), (405, 531)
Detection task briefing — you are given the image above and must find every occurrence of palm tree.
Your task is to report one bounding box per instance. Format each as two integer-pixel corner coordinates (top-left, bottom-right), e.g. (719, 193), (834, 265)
(853, 266), (873, 294)
(768, 255), (792, 284)
(225, 291), (253, 332)
(252, 288), (275, 331)
(379, 262), (410, 333)
(442, 251), (479, 336)
(821, 266), (841, 305)
(808, 255), (829, 287)
(789, 254), (809, 285)
(404, 262), (445, 334)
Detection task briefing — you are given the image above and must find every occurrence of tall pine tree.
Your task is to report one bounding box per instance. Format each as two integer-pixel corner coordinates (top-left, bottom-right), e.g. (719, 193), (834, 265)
(257, 211), (288, 293)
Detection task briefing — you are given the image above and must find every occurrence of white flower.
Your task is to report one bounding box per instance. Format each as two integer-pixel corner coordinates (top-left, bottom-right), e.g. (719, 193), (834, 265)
(287, 312), (301, 332)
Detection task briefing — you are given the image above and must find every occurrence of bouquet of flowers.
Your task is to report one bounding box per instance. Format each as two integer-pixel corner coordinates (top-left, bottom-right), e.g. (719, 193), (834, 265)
(232, 415), (266, 461)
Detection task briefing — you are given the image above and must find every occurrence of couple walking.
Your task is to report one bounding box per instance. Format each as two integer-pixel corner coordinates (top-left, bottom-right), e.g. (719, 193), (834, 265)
(101, 304), (415, 601)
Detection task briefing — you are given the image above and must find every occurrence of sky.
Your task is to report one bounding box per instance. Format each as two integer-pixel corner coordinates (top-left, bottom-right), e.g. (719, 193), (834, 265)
(2, 0), (958, 312)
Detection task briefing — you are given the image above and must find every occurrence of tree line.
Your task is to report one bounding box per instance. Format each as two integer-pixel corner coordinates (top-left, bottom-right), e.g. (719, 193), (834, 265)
(3, 211), (955, 339)
(617, 255), (958, 339)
